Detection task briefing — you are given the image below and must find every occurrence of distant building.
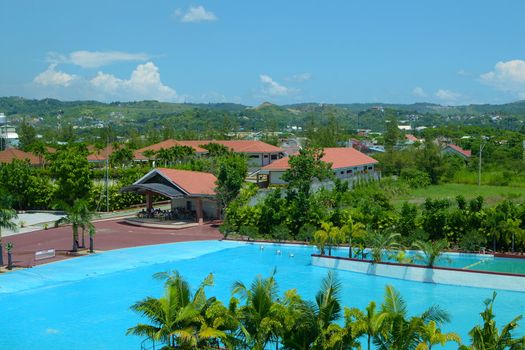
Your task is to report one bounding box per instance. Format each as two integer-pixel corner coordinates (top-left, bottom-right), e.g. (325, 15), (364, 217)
(258, 147), (379, 187)
(442, 144), (471, 159)
(0, 125), (19, 150)
(0, 148), (41, 165)
(404, 134), (421, 144)
(134, 140), (284, 168)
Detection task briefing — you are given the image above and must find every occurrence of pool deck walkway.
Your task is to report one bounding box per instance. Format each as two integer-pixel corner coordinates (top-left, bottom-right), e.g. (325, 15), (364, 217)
(0, 219), (222, 268)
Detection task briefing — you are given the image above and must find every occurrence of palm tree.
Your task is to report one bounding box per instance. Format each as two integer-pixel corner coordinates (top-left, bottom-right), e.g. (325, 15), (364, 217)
(342, 217), (367, 258)
(374, 285), (451, 350)
(77, 202), (97, 249)
(460, 292), (525, 350)
(314, 221), (345, 256)
(412, 239), (449, 268)
(352, 301), (388, 350)
(127, 271), (225, 349)
(416, 321), (461, 350)
(55, 199), (91, 252)
(231, 271), (282, 350)
(88, 225), (96, 253)
(367, 230), (401, 263)
(0, 206), (17, 266)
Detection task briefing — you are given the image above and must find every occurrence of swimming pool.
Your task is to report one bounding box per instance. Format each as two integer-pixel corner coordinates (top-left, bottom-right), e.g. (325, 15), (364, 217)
(0, 240), (523, 349)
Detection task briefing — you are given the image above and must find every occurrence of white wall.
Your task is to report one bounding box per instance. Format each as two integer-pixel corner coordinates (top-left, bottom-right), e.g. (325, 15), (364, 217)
(311, 256), (525, 292)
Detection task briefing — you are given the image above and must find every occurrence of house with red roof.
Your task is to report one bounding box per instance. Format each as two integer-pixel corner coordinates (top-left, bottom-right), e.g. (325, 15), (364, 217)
(404, 134), (421, 144)
(442, 144), (472, 159)
(134, 139), (284, 167)
(0, 148), (42, 166)
(258, 147), (379, 186)
(120, 167), (219, 224)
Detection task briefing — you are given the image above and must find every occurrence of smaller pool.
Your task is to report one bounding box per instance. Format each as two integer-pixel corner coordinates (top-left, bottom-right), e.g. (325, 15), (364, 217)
(329, 248), (525, 275)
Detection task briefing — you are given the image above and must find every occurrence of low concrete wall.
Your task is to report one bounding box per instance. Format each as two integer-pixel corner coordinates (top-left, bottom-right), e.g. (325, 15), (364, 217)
(311, 255), (525, 292)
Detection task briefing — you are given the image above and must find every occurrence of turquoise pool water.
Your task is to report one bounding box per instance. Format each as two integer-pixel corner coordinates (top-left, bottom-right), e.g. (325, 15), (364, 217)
(331, 248), (525, 274)
(0, 240), (524, 350)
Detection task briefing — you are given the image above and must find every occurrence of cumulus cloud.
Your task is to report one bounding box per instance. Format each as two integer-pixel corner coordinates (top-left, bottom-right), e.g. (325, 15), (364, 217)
(175, 6), (217, 23)
(287, 72), (312, 82)
(89, 62), (178, 101)
(33, 64), (77, 87)
(260, 74), (294, 96)
(481, 60), (525, 97)
(47, 50), (150, 68)
(412, 86), (427, 98)
(435, 89), (461, 101)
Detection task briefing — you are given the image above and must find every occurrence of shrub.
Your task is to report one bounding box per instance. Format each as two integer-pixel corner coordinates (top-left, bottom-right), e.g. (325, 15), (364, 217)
(400, 168), (431, 188)
(460, 230), (486, 252)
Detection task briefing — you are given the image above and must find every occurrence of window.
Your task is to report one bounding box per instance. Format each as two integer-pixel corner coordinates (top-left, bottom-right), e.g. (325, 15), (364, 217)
(368, 166), (373, 170)
(249, 155), (259, 159)
(340, 171), (344, 174)
(346, 169), (352, 174)
(271, 154), (277, 160)
(264, 155), (269, 158)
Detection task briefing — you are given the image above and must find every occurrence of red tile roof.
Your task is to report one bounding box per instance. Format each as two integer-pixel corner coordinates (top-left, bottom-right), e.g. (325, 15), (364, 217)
(446, 144), (472, 157)
(261, 147), (378, 171)
(405, 134), (419, 142)
(156, 168), (217, 196)
(134, 140), (208, 160)
(87, 145), (116, 162)
(134, 139), (283, 160)
(0, 148), (41, 165)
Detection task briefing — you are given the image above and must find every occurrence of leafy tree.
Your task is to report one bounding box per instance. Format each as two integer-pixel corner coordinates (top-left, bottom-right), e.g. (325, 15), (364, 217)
(49, 146), (92, 206)
(109, 146), (134, 167)
(384, 112), (400, 153)
(215, 154), (248, 212)
(17, 120), (37, 151)
(201, 142), (231, 157)
(367, 230), (401, 263)
(415, 141), (445, 184)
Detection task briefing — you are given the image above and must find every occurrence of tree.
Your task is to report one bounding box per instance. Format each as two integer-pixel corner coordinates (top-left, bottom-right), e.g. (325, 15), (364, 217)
(460, 292), (525, 350)
(314, 221), (345, 256)
(109, 146), (134, 167)
(412, 239), (449, 268)
(0, 205), (17, 266)
(55, 199), (91, 252)
(282, 147), (333, 234)
(415, 141), (445, 185)
(384, 112), (399, 153)
(17, 120), (37, 151)
(232, 271), (282, 349)
(49, 146), (92, 206)
(416, 321), (461, 350)
(215, 154), (248, 212)
(127, 271), (226, 349)
(367, 230), (401, 263)
(342, 216), (367, 258)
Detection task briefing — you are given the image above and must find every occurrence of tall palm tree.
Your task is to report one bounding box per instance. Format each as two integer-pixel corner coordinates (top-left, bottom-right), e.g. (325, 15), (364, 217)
(412, 239), (449, 268)
(367, 230), (401, 263)
(352, 301), (388, 350)
(231, 271), (282, 350)
(460, 292), (525, 350)
(343, 217), (367, 258)
(55, 199), (91, 252)
(0, 207), (17, 266)
(77, 201), (97, 249)
(127, 271), (225, 349)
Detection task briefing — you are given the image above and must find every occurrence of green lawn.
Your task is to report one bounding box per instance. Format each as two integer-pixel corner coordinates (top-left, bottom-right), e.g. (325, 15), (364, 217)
(393, 183), (525, 207)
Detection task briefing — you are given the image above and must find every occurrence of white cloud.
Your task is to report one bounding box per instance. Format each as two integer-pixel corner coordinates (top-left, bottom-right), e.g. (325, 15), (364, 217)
(435, 89), (460, 101)
(176, 6), (217, 23)
(33, 64), (78, 87)
(260, 74), (294, 96)
(288, 72), (312, 82)
(89, 62), (178, 101)
(48, 50), (150, 68)
(481, 60), (525, 97)
(412, 86), (427, 98)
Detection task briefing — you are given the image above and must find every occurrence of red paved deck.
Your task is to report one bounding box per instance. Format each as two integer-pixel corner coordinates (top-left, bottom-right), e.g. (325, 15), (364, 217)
(1, 219), (222, 267)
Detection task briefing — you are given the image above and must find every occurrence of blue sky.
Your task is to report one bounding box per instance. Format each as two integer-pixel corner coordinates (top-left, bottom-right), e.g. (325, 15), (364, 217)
(1, 0), (524, 106)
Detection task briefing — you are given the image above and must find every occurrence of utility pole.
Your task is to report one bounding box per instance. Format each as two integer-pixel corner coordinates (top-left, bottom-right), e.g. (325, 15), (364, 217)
(478, 138), (487, 186)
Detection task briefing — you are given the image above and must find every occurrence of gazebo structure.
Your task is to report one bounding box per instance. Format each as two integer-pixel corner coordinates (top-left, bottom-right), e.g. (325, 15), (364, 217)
(120, 168), (219, 225)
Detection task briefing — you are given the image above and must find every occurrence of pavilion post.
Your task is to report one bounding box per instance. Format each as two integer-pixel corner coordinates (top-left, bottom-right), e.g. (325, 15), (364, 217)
(196, 198), (204, 224)
(146, 192), (153, 211)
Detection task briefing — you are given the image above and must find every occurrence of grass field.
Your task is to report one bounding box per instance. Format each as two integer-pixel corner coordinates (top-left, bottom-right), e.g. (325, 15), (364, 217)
(393, 183), (525, 207)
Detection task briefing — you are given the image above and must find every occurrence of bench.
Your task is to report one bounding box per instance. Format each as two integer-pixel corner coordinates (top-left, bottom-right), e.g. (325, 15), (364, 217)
(35, 249), (56, 261)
